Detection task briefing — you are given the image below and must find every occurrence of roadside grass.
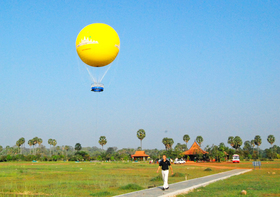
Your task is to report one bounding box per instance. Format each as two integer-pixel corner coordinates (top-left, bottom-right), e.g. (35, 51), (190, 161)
(119, 183), (143, 190)
(177, 160), (280, 197)
(0, 161), (228, 196)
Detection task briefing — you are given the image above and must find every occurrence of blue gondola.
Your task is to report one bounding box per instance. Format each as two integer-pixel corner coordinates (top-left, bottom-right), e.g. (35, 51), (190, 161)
(91, 83), (104, 92)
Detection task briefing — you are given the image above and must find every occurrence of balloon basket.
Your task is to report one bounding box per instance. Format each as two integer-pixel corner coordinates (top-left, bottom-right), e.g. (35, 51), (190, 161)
(91, 83), (104, 92)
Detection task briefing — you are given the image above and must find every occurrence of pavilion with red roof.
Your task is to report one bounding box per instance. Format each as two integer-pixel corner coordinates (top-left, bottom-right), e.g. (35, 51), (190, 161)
(183, 141), (208, 161)
(131, 151), (149, 161)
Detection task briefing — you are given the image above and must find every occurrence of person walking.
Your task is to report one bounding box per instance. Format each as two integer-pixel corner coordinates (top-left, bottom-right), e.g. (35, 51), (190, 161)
(157, 155), (174, 190)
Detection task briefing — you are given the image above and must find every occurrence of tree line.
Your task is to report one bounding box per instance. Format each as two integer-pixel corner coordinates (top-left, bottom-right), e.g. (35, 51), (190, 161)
(0, 130), (279, 162)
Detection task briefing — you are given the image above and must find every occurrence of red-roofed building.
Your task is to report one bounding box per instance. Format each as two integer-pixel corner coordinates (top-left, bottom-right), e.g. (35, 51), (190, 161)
(131, 151), (149, 161)
(183, 142), (208, 161)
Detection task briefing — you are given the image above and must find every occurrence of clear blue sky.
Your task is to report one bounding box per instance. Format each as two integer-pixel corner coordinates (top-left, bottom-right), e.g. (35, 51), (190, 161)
(1, 1), (279, 150)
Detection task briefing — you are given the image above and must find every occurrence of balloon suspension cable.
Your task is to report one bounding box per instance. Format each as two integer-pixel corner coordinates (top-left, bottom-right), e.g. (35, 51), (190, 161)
(85, 66), (97, 83)
(99, 64), (112, 83)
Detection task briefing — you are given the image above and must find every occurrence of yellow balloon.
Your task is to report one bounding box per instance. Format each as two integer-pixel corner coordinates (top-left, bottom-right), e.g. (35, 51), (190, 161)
(76, 23), (120, 67)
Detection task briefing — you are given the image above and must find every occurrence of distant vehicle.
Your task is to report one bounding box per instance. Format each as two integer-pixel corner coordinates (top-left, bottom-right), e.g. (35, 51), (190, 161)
(174, 158), (186, 164)
(232, 154), (240, 163)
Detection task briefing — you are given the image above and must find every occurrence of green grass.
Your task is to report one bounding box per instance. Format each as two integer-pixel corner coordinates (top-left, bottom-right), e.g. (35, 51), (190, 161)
(90, 191), (112, 196)
(119, 183), (143, 190)
(171, 172), (185, 177)
(150, 174), (162, 181)
(177, 160), (280, 197)
(0, 161), (228, 196)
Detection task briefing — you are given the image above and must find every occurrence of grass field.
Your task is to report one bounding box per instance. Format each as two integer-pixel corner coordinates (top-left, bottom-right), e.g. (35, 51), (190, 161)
(0, 161), (228, 196)
(177, 160), (280, 197)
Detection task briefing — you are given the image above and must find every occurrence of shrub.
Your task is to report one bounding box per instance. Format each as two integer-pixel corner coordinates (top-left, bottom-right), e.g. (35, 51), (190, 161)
(58, 155), (65, 161)
(68, 156), (76, 161)
(204, 168), (212, 171)
(69, 155), (83, 161)
(52, 155), (58, 161)
(6, 155), (12, 161)
(75, 151), (90, 161)
(150, 175), (162, 181)
(252, 152), (258, 159)
(0, 155), (7, 162)
(25, 155), (41, 161)
(171, 172), (185, 177)
(119, 184), (143, 190)
(90, 191), (112, 196)
(122, 155), (129, 161)
(40, 156), (48, 161)
(90, 156), (97, 160)
(15, 154), (25, 161)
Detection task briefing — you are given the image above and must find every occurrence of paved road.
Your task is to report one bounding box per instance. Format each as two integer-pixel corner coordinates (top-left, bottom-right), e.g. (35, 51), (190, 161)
(114, 169), (252, 197)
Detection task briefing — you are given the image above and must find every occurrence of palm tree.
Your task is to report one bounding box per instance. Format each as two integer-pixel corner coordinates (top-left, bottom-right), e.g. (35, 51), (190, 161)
(38, 138), (43, 147)
(98, 136), (107, 149)
(32, 137), (39, 155)
(183, 134), (190, 149)
(28, 139), (33, 155)
(219, 142), (225, 149)
(16, 138), (25, 154)
(64, 145), (70, 159)
(267, 135), (276, 157)
(196, 136), (203, 147)
(16, 140), (21, 154)
(162, 137), (169, 150)
(48, 139), (53, 156)
(56, 146), (61, 154)
(16, 138), (24, 154)
(0, 145), (3, 153)
(254, 135), (262, 157)
(167, 138), (174, 150)
(243, 140), (251, 151)
(19, 137), (25, 154)
(36, 138), (42, 154)
(251, 140), (255, 151)
(227, 136), (234, 148)
(233, 136), (243, 150)
(161, 138), (174, 150)
(267, 135), (275, 147)
(52, 139), (57, 155)
(7, 146), (15, 155)
(136, 129), (146, 150)
(75, 143), (82, 151)
(5, 146), (11, 155)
